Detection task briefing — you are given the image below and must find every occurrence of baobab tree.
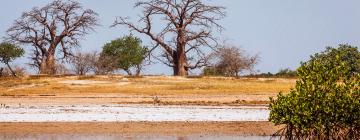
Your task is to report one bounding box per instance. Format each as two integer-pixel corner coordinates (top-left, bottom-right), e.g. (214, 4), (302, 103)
(7, 0), (98, 74)
(113, 0), (226, 76)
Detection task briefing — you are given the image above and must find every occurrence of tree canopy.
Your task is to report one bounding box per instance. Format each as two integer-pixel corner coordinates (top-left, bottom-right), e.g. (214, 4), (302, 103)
(203, 46), (259, 77)
(0, 42), (25, 76)
(6, 0), (98, 74)
(113, 0), (226, 76)
(101, 35), (148, 76)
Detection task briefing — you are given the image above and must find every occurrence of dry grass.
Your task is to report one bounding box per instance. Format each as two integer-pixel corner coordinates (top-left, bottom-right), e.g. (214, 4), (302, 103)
(0, 76), (295, 105)
(0, 76), (295, 97)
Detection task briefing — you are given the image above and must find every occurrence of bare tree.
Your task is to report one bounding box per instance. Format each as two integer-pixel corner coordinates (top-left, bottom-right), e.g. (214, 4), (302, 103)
(113, 0), (225, 76)
(54, 62), (70, 75)
(93, 53), (117, 75)
(70, 52), (97, 75)
(207, 46), (259, 77)
(6, 0), (98, 75)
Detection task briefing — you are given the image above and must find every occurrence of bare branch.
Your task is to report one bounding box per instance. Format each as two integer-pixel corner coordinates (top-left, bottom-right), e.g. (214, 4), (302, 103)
(113, 0), (225, 75)
(6, 0), (98, 74)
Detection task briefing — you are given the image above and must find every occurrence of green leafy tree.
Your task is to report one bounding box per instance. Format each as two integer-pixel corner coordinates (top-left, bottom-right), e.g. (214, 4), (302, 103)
(101, 35), (148, 76)
(269, 45), (360, 139)
(0, 42), (25, 76)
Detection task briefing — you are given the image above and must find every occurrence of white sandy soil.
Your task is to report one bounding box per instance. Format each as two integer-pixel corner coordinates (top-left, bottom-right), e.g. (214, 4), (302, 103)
(0, 104), (269, 122)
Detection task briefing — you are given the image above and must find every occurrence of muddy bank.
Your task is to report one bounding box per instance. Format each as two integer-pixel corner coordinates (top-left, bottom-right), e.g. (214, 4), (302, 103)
(0, 134), (277, 140)
(0, 95), (270, 106)
(0, 122), (281, 137)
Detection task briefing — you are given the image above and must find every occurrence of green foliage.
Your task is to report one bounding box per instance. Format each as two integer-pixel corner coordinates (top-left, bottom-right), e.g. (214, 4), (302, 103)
(0, 42), (25, 76)
(0, 42), (24, 64)
(269, 45), (360, 139)
(244, 68), (297, 78)
(275, 68), (297, 78)
(101, 35), (148, 76)
(311, 44), (360, 75)
(244, 72), (274, 78)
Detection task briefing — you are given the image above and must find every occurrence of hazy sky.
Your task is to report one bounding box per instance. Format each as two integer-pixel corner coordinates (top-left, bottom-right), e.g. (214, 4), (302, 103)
(1, 0), (360, 75)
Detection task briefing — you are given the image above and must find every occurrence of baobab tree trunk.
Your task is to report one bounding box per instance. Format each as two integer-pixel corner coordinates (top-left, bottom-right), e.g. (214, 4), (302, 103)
(39, 57), (47, 75)
(113, 0), (225, 76)
(46, 54), (56, 75)
(39, 53), (56, 75)
(172, 30), (188, 76)
(173, 61), (188, 76)
(173, 43), (188, 76)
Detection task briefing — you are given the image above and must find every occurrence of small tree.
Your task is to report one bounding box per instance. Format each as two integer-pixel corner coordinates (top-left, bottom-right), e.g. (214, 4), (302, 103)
(204, 46), (259, 77)
(93, 54), (117, 75)
(70, 52), (97, 75)
(0, 42), (24, 76)
(269, 45), (360, 139)
(101, 35), (148, 76)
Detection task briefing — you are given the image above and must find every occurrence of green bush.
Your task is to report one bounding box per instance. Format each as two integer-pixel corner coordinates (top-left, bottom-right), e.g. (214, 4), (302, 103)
(269, 46), (360, 139)
(311, 44), (360, 76)
(275, 68), (297, 78)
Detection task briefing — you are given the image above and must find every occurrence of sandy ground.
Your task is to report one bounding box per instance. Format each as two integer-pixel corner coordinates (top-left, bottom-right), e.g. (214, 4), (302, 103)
(0, 95), (270, 107)
(0, 122), (281, 136)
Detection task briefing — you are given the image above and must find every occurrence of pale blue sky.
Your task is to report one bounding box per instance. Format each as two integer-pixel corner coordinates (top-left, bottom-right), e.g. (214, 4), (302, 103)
(1, 0), (360, 75)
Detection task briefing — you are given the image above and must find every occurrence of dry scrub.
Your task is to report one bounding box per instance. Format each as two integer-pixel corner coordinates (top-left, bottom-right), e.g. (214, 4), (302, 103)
(0, 76), (295, 105)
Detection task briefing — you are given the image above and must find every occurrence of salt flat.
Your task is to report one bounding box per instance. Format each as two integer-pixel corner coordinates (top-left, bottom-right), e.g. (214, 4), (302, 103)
(0, 104), (269, 122)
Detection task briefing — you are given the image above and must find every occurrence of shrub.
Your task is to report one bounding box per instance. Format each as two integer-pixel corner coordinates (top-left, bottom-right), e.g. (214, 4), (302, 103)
(275, 68), (297, 78)
(0, 66), (26, 77)
(269, 46), (360, 139)
(311, 44), (360, 76)
(202, 66), (221, 76)
(70, 52), (98, 75)
(204, 45), (259, 77)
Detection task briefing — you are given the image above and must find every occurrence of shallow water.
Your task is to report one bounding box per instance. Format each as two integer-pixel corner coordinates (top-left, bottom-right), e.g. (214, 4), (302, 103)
(0, 104), (269, 122)
(0, 134), (277, 140)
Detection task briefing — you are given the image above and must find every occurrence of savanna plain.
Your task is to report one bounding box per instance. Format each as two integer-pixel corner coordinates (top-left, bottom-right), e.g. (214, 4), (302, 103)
(0, 75), (294, 139)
